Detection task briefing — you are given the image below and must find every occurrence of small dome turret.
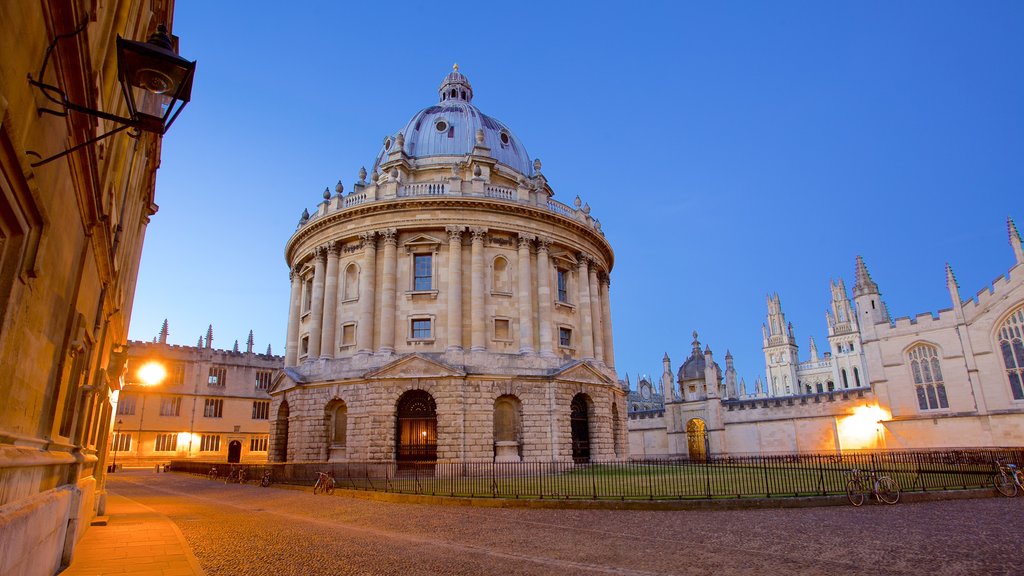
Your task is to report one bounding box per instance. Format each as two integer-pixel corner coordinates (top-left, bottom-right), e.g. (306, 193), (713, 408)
(439, 63), (473, 103)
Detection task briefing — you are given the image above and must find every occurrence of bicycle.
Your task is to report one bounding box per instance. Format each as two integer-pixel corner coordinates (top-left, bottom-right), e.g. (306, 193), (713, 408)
(313, 471), (335, 495)
(260, 468), (272, 488)
(992, 459), (1024, 497)
(847, 468), (900, 506)
(207, 466), (218, 480)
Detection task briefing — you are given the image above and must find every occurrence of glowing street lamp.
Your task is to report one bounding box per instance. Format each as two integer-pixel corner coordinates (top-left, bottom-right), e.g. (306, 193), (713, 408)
(136, 361), (167, 386)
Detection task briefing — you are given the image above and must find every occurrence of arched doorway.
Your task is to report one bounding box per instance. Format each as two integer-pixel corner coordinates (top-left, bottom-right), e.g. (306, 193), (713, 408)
(271, 400), (289, 462)
(395, 390), (437, 465)
(227, 440), (242, 463)
(686, 418), (708, 461)
(570, 393), (590, 463)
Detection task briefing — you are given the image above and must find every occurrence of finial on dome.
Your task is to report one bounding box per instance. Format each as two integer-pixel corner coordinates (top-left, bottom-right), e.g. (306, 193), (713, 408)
(334, 181), (344, 196)
(533, 158), (542, 173)
(439, 65), (473, 102)
(358, 167), (367, 183)
(453, 63), (459, 72)
(323, 187), (331, 200)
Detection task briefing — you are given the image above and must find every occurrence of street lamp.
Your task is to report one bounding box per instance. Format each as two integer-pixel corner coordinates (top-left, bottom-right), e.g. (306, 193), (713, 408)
(111, 418), (124, 473)
(27, 22), (197, 166)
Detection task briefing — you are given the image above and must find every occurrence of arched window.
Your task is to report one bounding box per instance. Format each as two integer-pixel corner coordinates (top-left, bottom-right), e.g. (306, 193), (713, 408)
(998, 306), (1024, 400)
(492, 256), (510, 293)
(908, 344), (949, 410)
(343, 263), (359, 300)
(841, 369), (849, 388)
(854, 367), (861, 387)
(493, 395), (522, 462)
(332, 402), (347, 446)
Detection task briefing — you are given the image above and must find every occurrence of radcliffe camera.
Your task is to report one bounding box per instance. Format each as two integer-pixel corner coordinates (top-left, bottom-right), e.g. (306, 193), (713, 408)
(1, 2), (1022, 576)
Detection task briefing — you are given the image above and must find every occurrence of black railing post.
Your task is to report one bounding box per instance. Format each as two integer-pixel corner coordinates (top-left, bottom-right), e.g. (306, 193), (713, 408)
(762, 455), (771, 498)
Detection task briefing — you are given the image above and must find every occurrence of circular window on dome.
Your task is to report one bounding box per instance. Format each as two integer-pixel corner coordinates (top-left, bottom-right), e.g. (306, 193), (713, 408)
(383, 137), (392, 151)
(499, 131), (510, 146)
(435, 120), (448, 133)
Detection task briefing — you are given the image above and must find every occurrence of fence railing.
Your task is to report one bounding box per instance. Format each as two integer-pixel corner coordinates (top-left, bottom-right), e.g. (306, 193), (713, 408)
(170, 448), (1022, 500)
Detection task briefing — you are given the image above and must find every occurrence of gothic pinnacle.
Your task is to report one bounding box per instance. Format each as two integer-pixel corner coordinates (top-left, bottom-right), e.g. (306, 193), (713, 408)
(158, 319), (169, 344)
(853, 255), (879, 297)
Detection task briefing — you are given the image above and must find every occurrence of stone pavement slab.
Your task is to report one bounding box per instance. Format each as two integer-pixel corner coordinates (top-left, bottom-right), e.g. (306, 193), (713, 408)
(63, 489), (205, 576)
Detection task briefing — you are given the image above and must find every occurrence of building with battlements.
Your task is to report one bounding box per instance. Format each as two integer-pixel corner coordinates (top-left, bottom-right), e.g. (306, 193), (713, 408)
(113, 322), (283, 467)
(271, 68), (626, 465)
(630, 218), (1024, 457)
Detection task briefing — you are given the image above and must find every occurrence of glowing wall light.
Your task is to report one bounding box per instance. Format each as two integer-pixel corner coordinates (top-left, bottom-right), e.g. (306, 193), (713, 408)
(837, 404), (891, 450)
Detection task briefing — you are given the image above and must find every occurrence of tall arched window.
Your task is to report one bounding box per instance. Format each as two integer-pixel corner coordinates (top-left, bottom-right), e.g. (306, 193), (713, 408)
(343, 263), (359, 300)
(908, 344), (948, 410)
(841, 369), (849, 388)
(854, 367), (861, 387)
(998, 306), (1024, 400)
(492, 256), (510, 293)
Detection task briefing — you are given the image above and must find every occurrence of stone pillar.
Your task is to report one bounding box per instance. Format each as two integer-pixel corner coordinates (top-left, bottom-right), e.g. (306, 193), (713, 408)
(588, 264), (604, 363)
(470, 227), (487, 352)
(356, 232), (376, 356)
(600, 273), (616, 369)
(536, 238), (554, 357)
(285, 265), (302, 366)
(517, 233), (535, 354)
(320, 241), (340, 358)
(307, 247), (327, 359)
(446, 226), (464, 352)
(378, 228), (398, 354)
(576, 254), (594, 360)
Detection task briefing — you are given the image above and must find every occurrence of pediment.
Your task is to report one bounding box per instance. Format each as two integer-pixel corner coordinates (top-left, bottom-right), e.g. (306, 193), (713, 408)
(365, 354), (465, 379)
(553, 361), (614, 385)
(403, 234), (443, 253)
(269, 368), (302, 395)
(549, 251), (577, 268)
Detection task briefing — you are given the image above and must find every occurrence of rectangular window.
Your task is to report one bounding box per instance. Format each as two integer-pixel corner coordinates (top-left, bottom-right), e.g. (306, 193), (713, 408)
(414, 254), (432, 290)
(252, 400), (270, 420)
(559, 327), (572, 348)
(342, 323), (356, 347)
(494, 318), (510, 341)
(255, 370), (273, 390)
(111, 432), (132, 452)
(154, 433), (178, 452)
(557, 269), (568, 302)
(302, 277), (313, 313)
(203, 398), (224, 418)
(411, 318), (432, 339)
(167, 362), (186, 386)
(250, 436), (269, 452)
(208, 366), (227, 387)
(300, 335), (309, 356)
(117, 394), (137, 415)
(159, 396), (181, 417)
(200, 434), (221, 452)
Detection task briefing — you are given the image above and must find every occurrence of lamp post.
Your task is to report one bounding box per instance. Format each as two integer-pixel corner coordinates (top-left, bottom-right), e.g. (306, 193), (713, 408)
(111, 418), (124, 473)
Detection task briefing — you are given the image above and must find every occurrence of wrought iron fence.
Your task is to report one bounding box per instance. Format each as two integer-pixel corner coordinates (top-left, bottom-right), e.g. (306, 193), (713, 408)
(170, 448), (1023, 501)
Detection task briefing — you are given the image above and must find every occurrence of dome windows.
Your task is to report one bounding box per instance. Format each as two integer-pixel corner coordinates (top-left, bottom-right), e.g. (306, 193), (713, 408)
(383, 137), (392, 151)
(435, 120), (448, 133)
(499, 131), (510, 146)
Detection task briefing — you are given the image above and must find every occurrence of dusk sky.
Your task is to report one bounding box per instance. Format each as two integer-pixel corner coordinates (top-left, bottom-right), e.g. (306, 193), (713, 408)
(129, 1), (1023, 391)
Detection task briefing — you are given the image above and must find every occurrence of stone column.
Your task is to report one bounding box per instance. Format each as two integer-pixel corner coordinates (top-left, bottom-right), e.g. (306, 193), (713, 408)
(285, 265), (302, 366)
(588, 263), (604, 363)
(356, 232), (376, 356)
(517, 233), (536, 354)
(536, 238), (554, 357)
(446, 226), (464, 352)
(320, 241), (340, 358)
(378, 228), (398, 354)
(576, 254), (594, 360)
(470, 227), (487, 352)
(600, 273), (616, 369)
(307, 246), (327, 359)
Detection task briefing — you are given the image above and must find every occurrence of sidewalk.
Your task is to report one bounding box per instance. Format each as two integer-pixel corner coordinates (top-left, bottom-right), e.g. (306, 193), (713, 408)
(62, 491), (205, 576)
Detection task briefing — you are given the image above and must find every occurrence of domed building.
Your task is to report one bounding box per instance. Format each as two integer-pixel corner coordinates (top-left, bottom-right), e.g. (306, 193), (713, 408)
(270, 67), (625, 464)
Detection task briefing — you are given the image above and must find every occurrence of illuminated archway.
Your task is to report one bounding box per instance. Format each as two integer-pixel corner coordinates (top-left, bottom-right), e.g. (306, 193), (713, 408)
(686, 418), (708, 461)
(395, 390), (437, 465)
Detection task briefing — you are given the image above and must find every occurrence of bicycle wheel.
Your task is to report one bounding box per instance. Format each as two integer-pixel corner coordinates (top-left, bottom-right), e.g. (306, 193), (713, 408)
(847, 480), (865, 507)
(993, 473), (1017, 497)
(313, 479), (323, 495)
(876, 476), (900, 504)
(1014, 470), (1024, 494)
(261, 474), (271, 488)
(325, 478), (335, 495)
(208, 470), (216, 481)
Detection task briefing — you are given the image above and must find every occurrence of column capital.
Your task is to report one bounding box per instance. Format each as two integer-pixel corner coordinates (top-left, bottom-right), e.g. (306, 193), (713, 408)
(314, 245), (329, 262)
(517, 232), (536, 249)
(359, 231), (377, 249)
(289, 264), (302, 281)
(380, 228), (398, 246)
(598, 271), (611, 286)
(576, 252), (593, 267)
(327, 240), (342, 257)
(470, 227), (488, 243)
(536, 236), (552, 253)
(445, 225), (464, 242)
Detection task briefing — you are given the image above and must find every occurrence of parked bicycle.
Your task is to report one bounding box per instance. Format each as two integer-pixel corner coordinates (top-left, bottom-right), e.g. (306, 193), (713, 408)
(207, 466), (218, 480)
(260, 468), (272, 488)
(847, 468), (900, 506)
(313, 471), (335, 495)
(223, 465), (246, 484)
(992, 459), (1024, 497)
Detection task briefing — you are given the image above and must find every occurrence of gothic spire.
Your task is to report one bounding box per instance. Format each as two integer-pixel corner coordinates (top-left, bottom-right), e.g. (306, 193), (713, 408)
(266, 343), (273, 356)
(206, 324), (213, 349)
(853, 255), (879, 297)
(1010, 217), (1023, 264)
(946, 263), (962, 307)
(232, 339), (240, 354)
(158, 319), (169, 344)
(246, 330), (255, 354)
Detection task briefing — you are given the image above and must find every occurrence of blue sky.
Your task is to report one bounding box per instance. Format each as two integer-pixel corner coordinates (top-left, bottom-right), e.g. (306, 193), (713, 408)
(130, 1), (1024, 391)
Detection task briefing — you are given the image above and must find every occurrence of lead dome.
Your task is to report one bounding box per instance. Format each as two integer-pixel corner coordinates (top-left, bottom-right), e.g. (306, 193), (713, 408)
(372, 66), (533, 177)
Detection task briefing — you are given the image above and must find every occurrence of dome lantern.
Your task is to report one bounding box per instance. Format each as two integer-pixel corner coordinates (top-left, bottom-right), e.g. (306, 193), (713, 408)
(439, 63), (474, 103)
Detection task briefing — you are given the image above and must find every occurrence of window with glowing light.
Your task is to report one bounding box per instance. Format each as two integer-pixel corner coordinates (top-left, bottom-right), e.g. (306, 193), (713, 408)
(111, 432), (132, 452)
(908, 344), (948, 410)
(159, 396), (181, 416)
(154, 433), (177, 452)
(200, 434), (221, 452)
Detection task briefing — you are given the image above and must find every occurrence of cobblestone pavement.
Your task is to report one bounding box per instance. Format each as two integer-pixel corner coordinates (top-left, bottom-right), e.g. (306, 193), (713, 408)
(108, 471), (1024, 576)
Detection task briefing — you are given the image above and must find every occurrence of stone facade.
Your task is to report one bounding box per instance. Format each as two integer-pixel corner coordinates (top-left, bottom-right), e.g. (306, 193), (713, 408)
(272, 69), (626, 464)
(114, 324), (283, 466)
(0, 3), (183, 574)
(630, 220), (1024, 457)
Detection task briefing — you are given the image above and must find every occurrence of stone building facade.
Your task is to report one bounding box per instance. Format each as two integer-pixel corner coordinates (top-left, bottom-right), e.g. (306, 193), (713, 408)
(0, 2), (185, 574)
(271, 68), (626, 464)
(114, 323), (282, 466)
(630, 219), (1024, 457)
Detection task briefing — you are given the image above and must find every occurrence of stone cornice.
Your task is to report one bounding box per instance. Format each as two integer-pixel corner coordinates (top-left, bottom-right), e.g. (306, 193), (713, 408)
(285, 197), (613, 268)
